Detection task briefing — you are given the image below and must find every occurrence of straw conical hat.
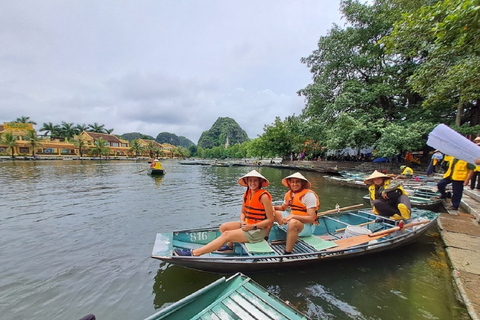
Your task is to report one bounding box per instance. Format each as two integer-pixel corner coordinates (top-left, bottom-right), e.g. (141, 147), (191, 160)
(238, 170), (269, 187)
(282, 172), (311, 189)
(364, 170), (391, 185)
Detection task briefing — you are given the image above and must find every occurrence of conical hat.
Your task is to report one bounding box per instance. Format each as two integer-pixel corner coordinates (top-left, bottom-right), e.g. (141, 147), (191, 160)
(238, 170), (269, 187)
(364, 170), (391, 185)
(282, 172), (311, 189)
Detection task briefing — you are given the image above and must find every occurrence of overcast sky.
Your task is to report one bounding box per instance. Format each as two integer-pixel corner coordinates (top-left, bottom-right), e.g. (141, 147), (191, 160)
(0, 1), (343, 143)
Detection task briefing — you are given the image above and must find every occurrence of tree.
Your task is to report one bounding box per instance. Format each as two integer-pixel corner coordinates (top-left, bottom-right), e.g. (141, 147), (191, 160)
(1, 131), (17, 158)
(297, 0), (443, 156)
(91, 138), (110, 158)
(13, 116), (37, 125)
(384, 0), (480, 126)
(24, 129), (43, 157)
(129, 139), (144, 157)
(75, 124), (89, 133)
(71, 135), (86, 157)
(88, 122), (106, 133)
(146, 141), (156, 158)
(39, 122), (60, 137)
(59, 122), (78, 140)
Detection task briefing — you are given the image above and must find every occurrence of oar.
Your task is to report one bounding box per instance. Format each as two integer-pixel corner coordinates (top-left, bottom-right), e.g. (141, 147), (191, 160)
(317, 203), (364, 217)
(329, 220), (430, 251)
(335, 220), (376, 232)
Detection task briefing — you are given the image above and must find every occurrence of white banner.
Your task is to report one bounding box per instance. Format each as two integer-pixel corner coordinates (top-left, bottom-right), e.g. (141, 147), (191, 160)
(427, 124), (480, 164)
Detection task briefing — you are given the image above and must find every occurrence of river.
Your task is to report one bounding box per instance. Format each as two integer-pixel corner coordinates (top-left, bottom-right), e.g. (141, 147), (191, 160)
(0, 160), (469, 319)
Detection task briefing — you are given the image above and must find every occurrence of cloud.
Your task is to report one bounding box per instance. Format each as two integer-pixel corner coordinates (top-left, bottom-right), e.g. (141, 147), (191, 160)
(0, 1), (343, 143)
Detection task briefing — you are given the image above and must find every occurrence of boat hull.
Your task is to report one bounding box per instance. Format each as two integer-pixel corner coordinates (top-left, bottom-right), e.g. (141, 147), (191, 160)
(152, 208), (438, 273)
(148, 168), (165, 176)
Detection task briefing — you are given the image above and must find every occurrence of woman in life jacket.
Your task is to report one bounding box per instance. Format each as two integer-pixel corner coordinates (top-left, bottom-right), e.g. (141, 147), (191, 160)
(364, 170), (411, 220)
(273, 172), (320, 255)
(174, 170), (274, 256)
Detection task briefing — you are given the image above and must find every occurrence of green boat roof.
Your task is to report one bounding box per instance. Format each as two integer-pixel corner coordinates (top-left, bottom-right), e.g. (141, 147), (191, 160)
(144, 272), (310, 320)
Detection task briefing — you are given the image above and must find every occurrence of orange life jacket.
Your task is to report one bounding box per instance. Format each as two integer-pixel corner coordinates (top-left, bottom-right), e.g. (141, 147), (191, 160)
(243, 189), (271, 224)
(285, 189), (320, 216)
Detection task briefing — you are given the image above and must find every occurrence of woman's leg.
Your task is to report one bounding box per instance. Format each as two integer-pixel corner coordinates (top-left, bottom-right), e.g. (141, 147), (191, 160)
(192, 228), (249, 256)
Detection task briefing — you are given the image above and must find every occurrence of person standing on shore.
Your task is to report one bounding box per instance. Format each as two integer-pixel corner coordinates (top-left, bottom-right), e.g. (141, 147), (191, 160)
(436, 155), (475, 210)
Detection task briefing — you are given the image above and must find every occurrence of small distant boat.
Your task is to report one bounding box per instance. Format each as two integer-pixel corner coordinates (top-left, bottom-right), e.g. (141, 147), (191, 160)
(211, 161), (231, 167)
(148, 160), (165, 176)
(179, 160), (210, 165)
(143, 272), (309, 320)
(151, 207), (439, 273)
(323, 175), (368, 189)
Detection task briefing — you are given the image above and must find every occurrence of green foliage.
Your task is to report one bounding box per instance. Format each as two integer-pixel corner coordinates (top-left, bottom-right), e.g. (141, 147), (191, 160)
(1, 131), (17, 158)
(91, 138), (110, 158)
(25, 129), (42, 156)
(384, 0), (480, 126)
(129, 139), (144, 157)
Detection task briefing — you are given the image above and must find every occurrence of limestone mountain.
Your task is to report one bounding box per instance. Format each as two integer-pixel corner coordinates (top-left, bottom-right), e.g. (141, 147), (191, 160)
(198, 117), (249, 149)
(156, 132), (194, 148)
(120, 132), (155, 141)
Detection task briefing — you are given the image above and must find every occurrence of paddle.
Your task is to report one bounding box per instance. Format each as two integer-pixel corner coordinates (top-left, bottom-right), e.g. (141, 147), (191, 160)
(329, 220), (430, 251)
(335, 220), (376, 232)
(133, 169), (147, 174)
(317, 203), (364, 217)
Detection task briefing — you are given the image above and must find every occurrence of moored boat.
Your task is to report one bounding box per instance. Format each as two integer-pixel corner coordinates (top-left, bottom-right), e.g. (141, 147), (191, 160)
(143, 272), (309, 320)
(323, 175), (368, 189)
(151, 207), (439, 273)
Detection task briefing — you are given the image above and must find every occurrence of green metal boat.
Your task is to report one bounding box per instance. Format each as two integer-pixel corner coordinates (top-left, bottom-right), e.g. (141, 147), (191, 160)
(143, 272), (309, 320)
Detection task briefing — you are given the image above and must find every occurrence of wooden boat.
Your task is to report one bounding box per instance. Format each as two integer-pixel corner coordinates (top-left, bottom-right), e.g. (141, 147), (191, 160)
(323, 175), (368, 189)
(143, 272), (309, 320)
(151, 206), (439, 273)
(362, 194), (442, 210)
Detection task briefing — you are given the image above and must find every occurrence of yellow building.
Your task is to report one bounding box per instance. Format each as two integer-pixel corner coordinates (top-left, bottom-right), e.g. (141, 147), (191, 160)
(137, 139), (178, 158)
(80, 131), (130, 157)
(0, 122), (183, 158)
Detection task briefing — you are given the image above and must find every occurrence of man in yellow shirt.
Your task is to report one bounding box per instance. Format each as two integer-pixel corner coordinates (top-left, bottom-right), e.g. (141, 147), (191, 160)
(437, 155), (475, 210)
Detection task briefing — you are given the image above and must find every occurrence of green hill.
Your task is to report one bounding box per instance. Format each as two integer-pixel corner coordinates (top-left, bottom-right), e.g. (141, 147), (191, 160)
(198, 117), (249, 149)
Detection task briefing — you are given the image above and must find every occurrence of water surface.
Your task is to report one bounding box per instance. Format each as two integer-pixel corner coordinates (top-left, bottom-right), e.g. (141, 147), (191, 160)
(0, 160), (468, 319)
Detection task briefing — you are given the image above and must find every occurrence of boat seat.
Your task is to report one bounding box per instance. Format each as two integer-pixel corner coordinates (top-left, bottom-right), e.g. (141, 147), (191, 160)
(299, 236), (338, 251)
(239, 240), (275, 256)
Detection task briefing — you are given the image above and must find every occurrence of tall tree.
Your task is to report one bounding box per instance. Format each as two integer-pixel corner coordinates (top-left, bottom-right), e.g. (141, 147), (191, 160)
(88, 122), (106, 133)
(71, 135), (86, 157)
(39, 122), (60, 137)
(129, 139), (144, 157)
(13, 116), (37, 125)
(24, 129), (43, 157)
(91, 138), (110, 158)
(59, 122), (78, 140)
(384, 0), (480, 127)
(297, 0), (440, 157)
(1, 131), (17, 158)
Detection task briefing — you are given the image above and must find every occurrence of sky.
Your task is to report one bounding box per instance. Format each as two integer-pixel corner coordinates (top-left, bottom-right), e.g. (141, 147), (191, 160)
(0, 1), (344, 144)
